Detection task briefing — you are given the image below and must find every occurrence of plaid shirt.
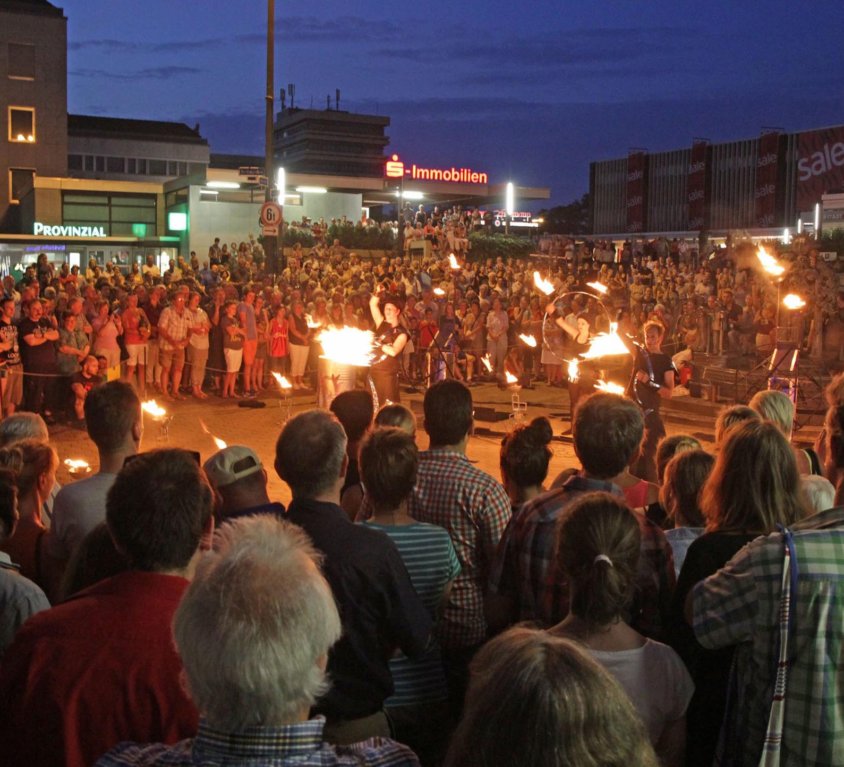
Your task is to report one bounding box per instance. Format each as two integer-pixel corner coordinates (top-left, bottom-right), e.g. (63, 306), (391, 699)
(488, 474), (675, 637)
(157, 306), (191, 351)
(96, 716), (419, 766)
(693, 506), (844, 766)
(407, 448), (511, 649)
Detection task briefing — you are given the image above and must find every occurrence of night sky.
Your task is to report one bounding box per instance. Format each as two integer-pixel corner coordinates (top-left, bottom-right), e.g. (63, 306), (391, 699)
(61, 0), (844, 207)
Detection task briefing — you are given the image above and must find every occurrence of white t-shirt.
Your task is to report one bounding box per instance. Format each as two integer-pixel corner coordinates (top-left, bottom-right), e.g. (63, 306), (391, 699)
(46, 472), (118, 560)
(590, 638), (694, 746)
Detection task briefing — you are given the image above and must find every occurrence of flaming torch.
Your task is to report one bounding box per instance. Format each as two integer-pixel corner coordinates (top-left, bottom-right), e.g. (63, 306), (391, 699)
(757, 246), (785, 278)
(64, 458), (91, 477)
(533, 271), (554, 296)
(586, 281), (608, 295)
(519, 334), (537, 348)
(594, 379), (626, 395)
(448, 253), (460, 270)
(141, 399), (173, 441)
(567, 358), (580, 383)
(305, 313), (322, 329)
(783, 293), (805, 310)
(580, 322), (630, 360)
(199, 419), (227, 450)
(433, 287), (446, 297)
(505, 371), (519, 386)
(271, 372), (294, 422)
(318, 327), (376, 367)
(481, 354), (493, 373)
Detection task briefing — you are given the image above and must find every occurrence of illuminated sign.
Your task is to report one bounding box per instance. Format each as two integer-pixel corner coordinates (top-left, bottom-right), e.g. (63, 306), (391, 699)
(33, 222), (107, 237)
(168, 212), (187, 231)
(385, 154), (488, 184)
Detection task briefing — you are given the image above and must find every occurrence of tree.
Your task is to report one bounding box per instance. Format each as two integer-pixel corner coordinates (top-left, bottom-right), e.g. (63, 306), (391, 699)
(536, 193), (591, 235)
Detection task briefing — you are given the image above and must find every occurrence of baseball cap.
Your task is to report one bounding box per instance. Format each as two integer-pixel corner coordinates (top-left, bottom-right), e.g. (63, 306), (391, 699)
(203, 446), (263, 488)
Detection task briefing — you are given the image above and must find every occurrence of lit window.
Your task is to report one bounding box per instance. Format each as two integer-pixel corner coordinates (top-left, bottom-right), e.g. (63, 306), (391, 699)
(8, 107), (35, 142)
(9, 168), (35, 204)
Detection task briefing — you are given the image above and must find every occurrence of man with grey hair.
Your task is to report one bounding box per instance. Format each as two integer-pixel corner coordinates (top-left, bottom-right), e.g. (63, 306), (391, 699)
(95, 515), (419, 766)
(275, 409), (431, 744)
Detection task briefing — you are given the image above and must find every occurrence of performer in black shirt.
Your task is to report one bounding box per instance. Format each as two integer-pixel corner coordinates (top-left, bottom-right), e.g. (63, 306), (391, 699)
(627, 321), (676, 481)
(368, 291), (408, 408)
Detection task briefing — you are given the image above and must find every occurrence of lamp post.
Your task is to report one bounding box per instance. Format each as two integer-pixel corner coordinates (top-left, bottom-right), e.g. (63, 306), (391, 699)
(264, 0), (279, 276)
(505, 181), (515, 235)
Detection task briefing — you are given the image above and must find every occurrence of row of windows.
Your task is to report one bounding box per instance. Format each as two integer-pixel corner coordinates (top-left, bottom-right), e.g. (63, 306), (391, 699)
(67, 155), (193, 177)
(61, 192), (158, 237)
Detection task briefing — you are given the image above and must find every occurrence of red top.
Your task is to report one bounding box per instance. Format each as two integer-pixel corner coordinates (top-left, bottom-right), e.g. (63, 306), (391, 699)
(0, 571), (199, 767)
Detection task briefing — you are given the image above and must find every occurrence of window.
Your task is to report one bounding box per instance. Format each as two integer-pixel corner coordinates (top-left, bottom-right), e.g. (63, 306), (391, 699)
(8, 107), (35, 143)
(84, 155), (94, 172)
(148, 159), (167, 175)
(8, 44), (35, 80)
(127, 158), (136, 174)
(95, 156), (105, 173)
(67, 154), (83, 171)
(106, 156), (125, 173)
(9, 168), (35, 204)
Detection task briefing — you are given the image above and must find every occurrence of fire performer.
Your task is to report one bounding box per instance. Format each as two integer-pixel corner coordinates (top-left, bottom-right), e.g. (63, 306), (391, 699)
(369, 289), (408, 407)
(545, 302), (595, 416)
(626, 321), (676, 482)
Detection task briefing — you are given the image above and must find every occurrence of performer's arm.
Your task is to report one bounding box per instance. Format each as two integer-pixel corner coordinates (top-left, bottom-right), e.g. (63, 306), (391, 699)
(545, 302), (578, 339)
(369, 294), (384, 326)
(381, 329), (407, 358)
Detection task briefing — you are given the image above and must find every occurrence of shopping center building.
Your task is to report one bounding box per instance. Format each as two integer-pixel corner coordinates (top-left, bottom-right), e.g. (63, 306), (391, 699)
(590, 126), (844, 239)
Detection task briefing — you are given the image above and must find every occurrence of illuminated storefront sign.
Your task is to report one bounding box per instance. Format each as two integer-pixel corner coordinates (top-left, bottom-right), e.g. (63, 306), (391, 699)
(385, 154), (488, 184)
(33, 222), (108, 237)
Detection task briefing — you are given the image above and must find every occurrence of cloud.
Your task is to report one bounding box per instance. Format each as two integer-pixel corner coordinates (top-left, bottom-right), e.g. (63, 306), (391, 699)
(70, 66), (202, 81)
(68, 16), (403, 54)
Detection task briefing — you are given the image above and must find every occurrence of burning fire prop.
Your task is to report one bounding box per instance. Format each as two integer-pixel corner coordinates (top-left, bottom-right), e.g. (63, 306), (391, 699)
(757, 246), (785, 278)
(318, 327), (376, 367)
(519, 334), (537, 348)
(586, 281), (608, 295)
(594, 380), (626, 395)
(271, 372), (293, 390)
(783, 293), (805, 310)
(448, 253), (460, 270)
(64, 458), (91, 476)
(567, 358), (580, 383)
(199, 419), (227, 450)
(533, 271), (554, 296)
(141, 399), (167, 419)
(481, 355), (493, 373)
(580, 323), (629, 360)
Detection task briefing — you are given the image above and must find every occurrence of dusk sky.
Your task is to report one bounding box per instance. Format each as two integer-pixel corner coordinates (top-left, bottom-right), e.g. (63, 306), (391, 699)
(61, 0), (844, 207)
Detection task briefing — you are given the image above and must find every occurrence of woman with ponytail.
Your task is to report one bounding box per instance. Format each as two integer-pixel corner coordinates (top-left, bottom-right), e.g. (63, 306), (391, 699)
(550, 492), (693, 767)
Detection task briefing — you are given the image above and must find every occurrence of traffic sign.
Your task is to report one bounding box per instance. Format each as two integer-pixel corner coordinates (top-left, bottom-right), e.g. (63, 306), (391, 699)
(260, 202), (282, 227)
(261, 225), (279, 237)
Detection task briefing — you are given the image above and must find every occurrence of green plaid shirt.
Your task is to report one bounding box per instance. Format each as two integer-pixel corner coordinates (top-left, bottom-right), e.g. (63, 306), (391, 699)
(693, 507), (844, 766)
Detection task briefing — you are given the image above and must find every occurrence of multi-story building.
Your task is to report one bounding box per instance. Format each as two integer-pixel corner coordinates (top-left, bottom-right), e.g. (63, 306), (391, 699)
(590, 125), (844, 236)
(0, 0), (67, 232)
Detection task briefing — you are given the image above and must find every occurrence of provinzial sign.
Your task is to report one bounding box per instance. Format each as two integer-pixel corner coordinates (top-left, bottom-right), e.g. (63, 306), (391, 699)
(33, 222), (108, 237)
(385, 154), (488, 184)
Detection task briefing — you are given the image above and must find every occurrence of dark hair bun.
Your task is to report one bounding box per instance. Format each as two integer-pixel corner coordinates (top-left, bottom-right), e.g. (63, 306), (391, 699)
(527, 416), (554, 446)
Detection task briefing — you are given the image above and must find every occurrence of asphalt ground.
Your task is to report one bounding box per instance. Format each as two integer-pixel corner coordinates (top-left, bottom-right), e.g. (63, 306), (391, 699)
(45, 377), (759, 505)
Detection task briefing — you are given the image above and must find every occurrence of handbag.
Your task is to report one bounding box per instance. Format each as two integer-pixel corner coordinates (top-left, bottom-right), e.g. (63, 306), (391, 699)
(758, 526), (798, 767)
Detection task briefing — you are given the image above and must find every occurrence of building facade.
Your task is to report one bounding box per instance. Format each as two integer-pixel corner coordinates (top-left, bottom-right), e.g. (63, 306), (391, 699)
(590, 124), (844, 236)
(0, 0), (67, 232)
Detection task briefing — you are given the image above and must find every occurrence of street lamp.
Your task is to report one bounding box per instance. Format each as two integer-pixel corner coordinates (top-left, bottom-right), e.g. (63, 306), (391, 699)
(505, 182), (515, 235)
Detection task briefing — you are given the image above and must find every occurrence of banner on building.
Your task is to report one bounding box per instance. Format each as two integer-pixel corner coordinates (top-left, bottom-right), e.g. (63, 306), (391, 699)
(754, 131), (783, 227)
(796, 126), (844, 212)
(687, 141), (709, 230)
(626, 151), (648, 233)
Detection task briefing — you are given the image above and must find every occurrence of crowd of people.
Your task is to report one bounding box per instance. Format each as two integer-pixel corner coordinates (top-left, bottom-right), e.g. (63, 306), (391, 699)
(0, 360), (843, 765)
(1, 220), (836, 430)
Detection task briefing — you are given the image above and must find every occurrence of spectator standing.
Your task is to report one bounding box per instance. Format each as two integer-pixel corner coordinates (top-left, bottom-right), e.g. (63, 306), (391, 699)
(0, 296), (23, 415)
(202, 445), (284, 522)
(91, 299), (123, 374)
(275, 409), (431, 744)
(186, 292), (210, 399)
(19, 298), (59, 422)
(120, 292), (150, 395)
(157, 291), (191, 399)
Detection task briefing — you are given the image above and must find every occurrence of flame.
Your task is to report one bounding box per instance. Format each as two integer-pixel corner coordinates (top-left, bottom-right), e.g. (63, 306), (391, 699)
(448, 253), (460, 270)
(783, 293), (805, 310)
(433, 287), (446, 296)
(199, 419), (227, 450)
(580, 322), (630, 359)
(481, 354), (493, 372)
(64, 458), (90, 474)
(271, 372), (293, 390)
(318, 326), (376, 367)
(141, 399), (167, 418)
(567, 358), (580, 383)
(533, 271), (554, 295)
(586, 281), (608, 295)
(519, 333), (537, 348)
(505, 371), (518, 384)
(594, 380), (626, 395)
(305, 313), (321, 329)
(757, 246), (785, 277)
